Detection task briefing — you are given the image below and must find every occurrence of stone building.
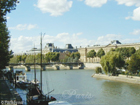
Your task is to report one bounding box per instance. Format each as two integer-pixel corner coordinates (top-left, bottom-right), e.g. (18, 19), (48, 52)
(42, 43), (78, 54)
(78, 40), (140, 63)
(13, 43), (78, 56)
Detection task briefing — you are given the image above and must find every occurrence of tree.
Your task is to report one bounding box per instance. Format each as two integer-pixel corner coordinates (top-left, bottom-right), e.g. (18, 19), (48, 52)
(87, 50), (96, 62)
(70, 52), (80, 60)
(9, 55), (18, 63)
(17, 55), (22, 62)
(128, 47), (136, 57)
(45, 52), (60, 62)
(95, 67), (102, 74)
(114, 47), (136, 58)
(100, 51), (125, 75)
(21, 54), (27, 63)
(0, 23), (13, 70)
(0, 0), (18, 72)
(96, 48), (105, 58)
(135, 48), (140, 55)
(128, 54), (140, 74)
(0, 0), (18, 22)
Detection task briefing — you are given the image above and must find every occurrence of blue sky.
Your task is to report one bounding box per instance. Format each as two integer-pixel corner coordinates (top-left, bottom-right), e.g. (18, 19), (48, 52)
(6, 0), (140, 53)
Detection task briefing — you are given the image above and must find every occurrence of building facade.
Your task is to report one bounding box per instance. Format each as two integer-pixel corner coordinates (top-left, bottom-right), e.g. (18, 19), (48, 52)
(13, 43), (78, 55)
(42, 43), (78, 54)
(78, 40), (140, 63)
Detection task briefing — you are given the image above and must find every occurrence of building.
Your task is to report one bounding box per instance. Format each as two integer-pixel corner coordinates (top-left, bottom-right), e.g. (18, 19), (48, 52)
(13, 43), (78, 55)
(78, 40), (140, 63)
(42, 43), (78, 54)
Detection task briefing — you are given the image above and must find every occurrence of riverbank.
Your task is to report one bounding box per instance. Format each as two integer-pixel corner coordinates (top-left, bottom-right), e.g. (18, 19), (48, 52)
(0, 76), (22, 104)
(92, 74), (140, 85)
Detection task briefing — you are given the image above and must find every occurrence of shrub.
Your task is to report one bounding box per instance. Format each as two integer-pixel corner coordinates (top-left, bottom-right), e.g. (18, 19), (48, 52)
(95, 67), (102, 74)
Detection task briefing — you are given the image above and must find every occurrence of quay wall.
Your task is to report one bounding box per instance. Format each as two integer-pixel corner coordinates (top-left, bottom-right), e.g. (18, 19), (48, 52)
(84, 63), (102, 69)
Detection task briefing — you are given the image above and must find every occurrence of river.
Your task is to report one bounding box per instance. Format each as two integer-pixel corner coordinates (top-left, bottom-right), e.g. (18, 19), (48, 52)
(14, 69), (140, 105)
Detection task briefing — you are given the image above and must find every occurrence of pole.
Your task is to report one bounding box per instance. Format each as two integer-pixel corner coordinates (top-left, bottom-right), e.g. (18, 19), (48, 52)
(34, 44), (36, 85)
(40, 33), (42, 94)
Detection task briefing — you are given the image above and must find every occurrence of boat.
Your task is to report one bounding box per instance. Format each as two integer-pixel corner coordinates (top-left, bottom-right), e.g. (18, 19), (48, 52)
(14, 70), (31, 89)
(26, 34), (56, 105)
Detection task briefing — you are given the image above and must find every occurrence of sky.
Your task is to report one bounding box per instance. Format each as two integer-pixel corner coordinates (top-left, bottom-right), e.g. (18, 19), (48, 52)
(6, 0), (140, 53)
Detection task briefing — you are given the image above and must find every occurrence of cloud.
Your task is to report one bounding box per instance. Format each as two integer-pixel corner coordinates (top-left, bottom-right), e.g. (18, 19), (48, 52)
(115, 0), (140, 21)
(6, 16), (10, 20)
(130, 29), (140, 35)
(10, 32), (95, 53)
(125, 7), (140, 21)
(116, 0), (140, 7)
(10, 33), (140, 53)
(35, 0), (73, 16)
(95, 34), (122, 45)
(9, 24), (37, 30)
(131, 7), (140, 21)
(85, 0), (107, 7)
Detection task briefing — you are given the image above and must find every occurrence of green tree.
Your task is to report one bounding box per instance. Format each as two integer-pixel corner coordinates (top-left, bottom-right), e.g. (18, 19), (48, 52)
(100, 51), (125, 75)
(128, 47), (136, 57)
(115, 47), (136, 58)
(128, 54), (140, 74)
(95, 67), (102, 74)
(70, 52), (80, 59)
(0, 0), (18, 22)
(17, 55), (22, 63)
(9, 55), (18, 63)
(0, 23), (13, 70)
(135, 48), (140, 55)
(96, 48), (105, 58)
(74, 52), (80, 59)
(0, 0), (18, 73)
(45, 52), (60, 62)
(87, 50), (96, 62)
(21, 54), (27, 63)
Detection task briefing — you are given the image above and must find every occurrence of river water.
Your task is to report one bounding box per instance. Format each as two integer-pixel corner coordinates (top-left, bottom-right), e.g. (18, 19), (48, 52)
(14, 69), (140, 105)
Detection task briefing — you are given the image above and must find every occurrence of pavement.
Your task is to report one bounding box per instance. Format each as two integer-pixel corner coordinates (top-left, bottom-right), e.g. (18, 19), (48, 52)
(0, 76), (22, 105)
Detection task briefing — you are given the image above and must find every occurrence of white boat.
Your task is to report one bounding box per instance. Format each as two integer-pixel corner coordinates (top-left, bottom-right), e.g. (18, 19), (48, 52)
(14, 70), (31, 88)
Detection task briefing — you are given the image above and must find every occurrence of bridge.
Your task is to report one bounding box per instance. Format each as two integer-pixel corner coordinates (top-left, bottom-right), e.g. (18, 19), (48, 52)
(7, 62), (84, 71)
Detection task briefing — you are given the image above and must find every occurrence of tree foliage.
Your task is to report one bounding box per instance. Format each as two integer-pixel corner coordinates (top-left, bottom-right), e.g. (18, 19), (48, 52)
(135, 48), (140, 55)
(87, 50), (96, 58)
(0, 0), (18, 22)
(70, 52), (80, 59)
(100, 51), (125, 75)
(96, 48), (105, 58)
(0, 23), (13, 70)
(114, 47), (136, 58)
(95, 67), (102, 74)
(61, 52), (80, 63)
(0, 0), (18, 71)
(127, 54), (140, 74)
(46, 52), (60, 62)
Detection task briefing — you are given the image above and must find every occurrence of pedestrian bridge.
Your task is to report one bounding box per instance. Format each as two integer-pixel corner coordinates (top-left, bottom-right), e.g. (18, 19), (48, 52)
(7, 62), (84, 71)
